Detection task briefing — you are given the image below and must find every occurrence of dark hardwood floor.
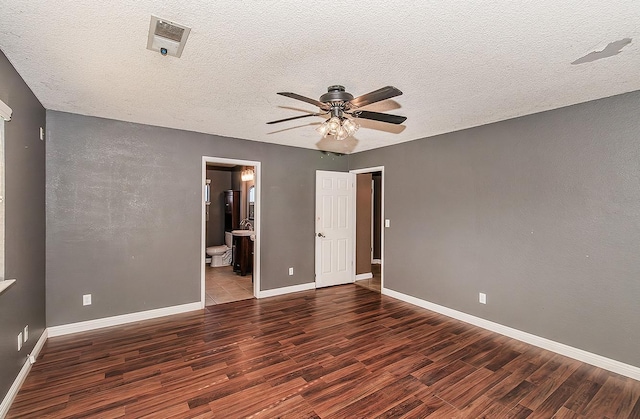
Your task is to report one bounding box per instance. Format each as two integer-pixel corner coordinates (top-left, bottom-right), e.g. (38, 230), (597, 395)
(8, 285), (640, 418)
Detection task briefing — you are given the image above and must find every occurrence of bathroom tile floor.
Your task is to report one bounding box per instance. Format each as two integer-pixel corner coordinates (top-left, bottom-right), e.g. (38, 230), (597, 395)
(355, 263), (381, 292)
(205, 265), (254, 306)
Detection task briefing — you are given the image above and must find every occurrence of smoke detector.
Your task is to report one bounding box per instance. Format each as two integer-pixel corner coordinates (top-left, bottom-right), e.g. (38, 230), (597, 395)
(147, 16), (191, 58)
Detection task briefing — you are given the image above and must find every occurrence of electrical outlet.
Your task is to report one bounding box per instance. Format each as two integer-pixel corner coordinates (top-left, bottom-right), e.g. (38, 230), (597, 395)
(385, 219), (390, 228)
(288, 267), (293, 275)
(18, 332), (23, 351)
(83, 294), (92, 306)
(479, 292), (487, 304)
(39, 127), (45, 140)
(24, 325), (29, 342)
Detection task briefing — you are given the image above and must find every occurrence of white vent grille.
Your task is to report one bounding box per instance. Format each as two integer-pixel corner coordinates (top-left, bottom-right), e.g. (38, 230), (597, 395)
(147, 16), (191, 58)
(155, 21), (184, 42)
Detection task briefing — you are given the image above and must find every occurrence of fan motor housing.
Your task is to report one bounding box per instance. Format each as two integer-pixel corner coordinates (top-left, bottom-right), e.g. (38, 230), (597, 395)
(320, 85), (354, 103)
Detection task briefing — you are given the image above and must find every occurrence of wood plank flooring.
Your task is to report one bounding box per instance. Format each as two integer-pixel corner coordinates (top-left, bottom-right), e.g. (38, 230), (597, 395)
(8, 285), (640, 418)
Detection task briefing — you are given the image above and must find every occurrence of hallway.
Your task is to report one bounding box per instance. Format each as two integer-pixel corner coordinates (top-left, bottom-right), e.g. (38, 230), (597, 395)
(355, 264), (381, 292)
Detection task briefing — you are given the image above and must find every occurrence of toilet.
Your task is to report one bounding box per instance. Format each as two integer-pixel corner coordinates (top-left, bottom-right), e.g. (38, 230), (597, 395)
(206, 231), (233, 267)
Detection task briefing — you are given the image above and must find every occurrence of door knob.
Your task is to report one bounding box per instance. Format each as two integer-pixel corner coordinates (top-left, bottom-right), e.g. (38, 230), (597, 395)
(317, 233), (325, 238)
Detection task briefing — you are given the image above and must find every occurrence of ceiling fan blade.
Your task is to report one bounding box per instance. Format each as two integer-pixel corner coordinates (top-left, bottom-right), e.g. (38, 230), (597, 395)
(277, 92), (329, 110)
(351, 110), (407, 125)
(348, 86), (403, 108)
(266, 113), (324, 125)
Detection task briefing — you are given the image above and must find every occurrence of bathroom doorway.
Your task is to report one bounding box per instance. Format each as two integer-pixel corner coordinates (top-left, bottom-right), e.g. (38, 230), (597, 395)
(201, 157), (260, 307)
(351, 166), (384, 293)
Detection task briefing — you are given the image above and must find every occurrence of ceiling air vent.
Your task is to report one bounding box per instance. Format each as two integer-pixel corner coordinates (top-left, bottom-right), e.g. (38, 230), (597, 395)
(147, 16), (191, 58)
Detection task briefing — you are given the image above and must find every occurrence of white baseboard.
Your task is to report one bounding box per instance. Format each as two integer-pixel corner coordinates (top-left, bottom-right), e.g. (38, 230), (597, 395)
(372, 259), (382, 265)
(48, 302), (202, 337)
(258, 282), (315, 298)
(0, 329), (48, 418)
(355, 273), (373, 281)
(382, 287), (640, 381)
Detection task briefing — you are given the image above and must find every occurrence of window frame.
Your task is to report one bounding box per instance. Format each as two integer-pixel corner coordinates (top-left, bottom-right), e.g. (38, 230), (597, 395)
(248, 185), (255, 220)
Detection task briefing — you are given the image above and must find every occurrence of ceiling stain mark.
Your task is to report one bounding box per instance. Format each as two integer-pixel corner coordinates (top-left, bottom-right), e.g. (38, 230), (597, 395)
(571, 38), (632, 65)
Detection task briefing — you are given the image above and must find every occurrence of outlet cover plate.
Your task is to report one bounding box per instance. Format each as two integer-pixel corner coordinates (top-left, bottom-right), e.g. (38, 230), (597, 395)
(83, 294), (92, 306)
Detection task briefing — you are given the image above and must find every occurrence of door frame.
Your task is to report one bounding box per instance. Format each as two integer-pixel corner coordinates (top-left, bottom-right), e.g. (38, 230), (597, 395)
(350, 166), (384, 291)
(201, 156), (261, 307)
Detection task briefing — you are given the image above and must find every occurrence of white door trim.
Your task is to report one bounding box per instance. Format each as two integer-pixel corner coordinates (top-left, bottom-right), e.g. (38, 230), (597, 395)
(201, 156), (261, 306)
(0, 98), (12, 121)
(350, 166), (384, 291)
(371, 179), (375, 264)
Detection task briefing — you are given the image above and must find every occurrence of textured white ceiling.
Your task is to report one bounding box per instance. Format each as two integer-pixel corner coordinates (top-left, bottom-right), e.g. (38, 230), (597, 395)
(1, 1), (639, 153)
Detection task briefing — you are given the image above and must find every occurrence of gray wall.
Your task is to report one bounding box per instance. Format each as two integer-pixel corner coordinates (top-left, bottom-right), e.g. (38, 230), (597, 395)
(205, 168), (231, 247)
(349, 90), (640, 368)
(0, 52), (46, 400)
(46, 111), (347, 326)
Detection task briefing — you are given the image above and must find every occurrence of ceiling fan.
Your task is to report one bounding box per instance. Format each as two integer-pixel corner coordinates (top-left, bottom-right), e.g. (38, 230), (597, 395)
(267, 85), (407, 141)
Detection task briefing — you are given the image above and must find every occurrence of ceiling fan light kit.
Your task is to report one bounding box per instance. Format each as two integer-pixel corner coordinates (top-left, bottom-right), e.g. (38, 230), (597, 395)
(268, 85), (407, 142)
(316, 115), (360, 141)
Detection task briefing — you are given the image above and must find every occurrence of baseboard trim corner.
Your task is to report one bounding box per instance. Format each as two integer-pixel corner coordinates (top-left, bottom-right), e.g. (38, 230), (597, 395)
(0, 329), (48, 418)
(258, 282), (315, 298)
(48, 302), (202, 337)
(382, 287), (640, 381)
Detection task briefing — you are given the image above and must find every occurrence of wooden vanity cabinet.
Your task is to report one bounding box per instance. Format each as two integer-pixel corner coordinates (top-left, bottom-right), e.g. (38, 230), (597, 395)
(233, 235), (253, 276)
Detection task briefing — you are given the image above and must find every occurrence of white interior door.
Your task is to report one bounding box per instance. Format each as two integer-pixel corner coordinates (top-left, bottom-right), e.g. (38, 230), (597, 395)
(315, 170), (355, 288)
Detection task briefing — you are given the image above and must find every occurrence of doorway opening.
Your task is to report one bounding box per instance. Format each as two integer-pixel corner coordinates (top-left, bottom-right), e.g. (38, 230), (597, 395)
(202, 157), (260, 307)
(351, 166), (384, 293)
